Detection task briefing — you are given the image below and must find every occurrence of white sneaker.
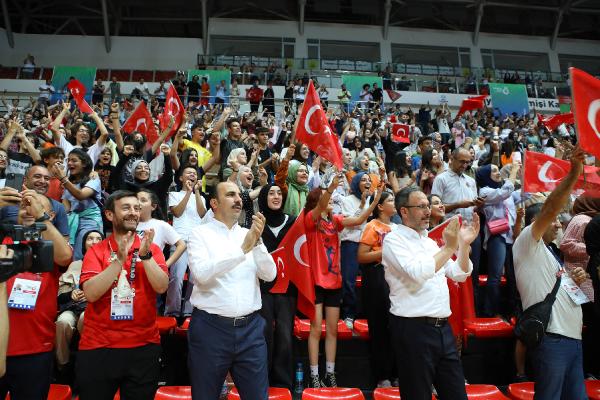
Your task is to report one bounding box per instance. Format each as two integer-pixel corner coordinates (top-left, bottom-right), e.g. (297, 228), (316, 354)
(344, 318), (354, 330)
(377, 380), (392, 388)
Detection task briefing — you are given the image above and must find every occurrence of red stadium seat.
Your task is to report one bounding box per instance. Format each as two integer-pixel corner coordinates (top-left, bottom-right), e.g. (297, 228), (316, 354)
(460, 277), (513, 345)
(355, 276), (362, 288)
(5, 384), (72, 400)
(302, 388), (365, 400)
(447, 279), (463, 339)
(353, 319), (369, 339)
(372, 387), (435, 399)
(156, 316), (177, 334)
(96, 69), (109, 81)
(0, 67), (19, 79)
(131, 70), (154, 82)
(293, 318), (353, 340)
(507, 382), (534, 400)
(228, 387), (291, 400)
(155, 386), (192, 399)
(478, 275), (507, 287)
(41, 68), (53, 80)
(154, 71), (177, 82)
(110, 70), (131, 81)
(465, 384), (509, 399)
(175, 317), (191, 337)
(587, 380), (600, 400)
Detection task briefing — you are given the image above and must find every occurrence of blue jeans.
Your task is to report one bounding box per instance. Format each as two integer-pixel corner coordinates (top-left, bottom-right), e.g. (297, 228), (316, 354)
(165, 248), (193, 317)
(484, 235), (506, 316)
(341, 241), (359, 320)
(532, 334), (587, 400)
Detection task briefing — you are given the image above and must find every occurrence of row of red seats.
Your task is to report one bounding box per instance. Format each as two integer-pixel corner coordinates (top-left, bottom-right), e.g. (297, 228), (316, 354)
(0, 67), (177, 82)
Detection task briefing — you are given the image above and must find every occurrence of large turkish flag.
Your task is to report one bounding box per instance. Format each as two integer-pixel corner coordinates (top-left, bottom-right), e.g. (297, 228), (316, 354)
(122, 101), (159, 145)
(296, 81), (344, 170)
(67, 79), (94, 114)
(571, 67), (600, 160)
(158, 83), (184, 140)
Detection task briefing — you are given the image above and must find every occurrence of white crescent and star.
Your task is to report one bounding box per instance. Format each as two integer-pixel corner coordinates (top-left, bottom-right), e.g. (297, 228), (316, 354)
(587, 99), (600, 140)
(304, 105), (321, 135)
(293, 234), (309, 267)
(135, 118), (147, 131)
(538, 161), (562, 183)
(168, 98), (181, 117)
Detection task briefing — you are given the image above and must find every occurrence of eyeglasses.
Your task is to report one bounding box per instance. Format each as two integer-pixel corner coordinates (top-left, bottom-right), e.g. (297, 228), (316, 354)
(404, 204), (431, 210)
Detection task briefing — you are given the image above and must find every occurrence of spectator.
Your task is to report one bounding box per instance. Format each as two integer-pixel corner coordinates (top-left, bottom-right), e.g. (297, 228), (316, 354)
(318, 84), (329, 108)
(21, 54), (35, 79)
(186, 181), (276, 400)
(246, 80), (264, 113)
(513, 147), (589, 399)
(0, 191), (72, 399)
(199, 76), (210, 107)
(77, 190), (168, 400)
(154, 80), (167, 106)
(215, 80), (227, 106)
(428, 193), (446, 228)
(91, 78), (105, 105)
(133, 78), (150, 102)
(263, 81), (275, 115)
(108, 76), (121, 104)
(338, 84), (351, 113)
(38, 79), (55, 106)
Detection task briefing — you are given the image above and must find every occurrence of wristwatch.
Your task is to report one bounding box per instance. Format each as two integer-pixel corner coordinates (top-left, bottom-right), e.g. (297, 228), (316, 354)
(139, 251), (153, 261)
(35, 212), (51, 223)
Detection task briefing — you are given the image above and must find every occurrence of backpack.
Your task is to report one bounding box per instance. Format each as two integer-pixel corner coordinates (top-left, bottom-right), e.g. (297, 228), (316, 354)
(514, 275), (561, 348)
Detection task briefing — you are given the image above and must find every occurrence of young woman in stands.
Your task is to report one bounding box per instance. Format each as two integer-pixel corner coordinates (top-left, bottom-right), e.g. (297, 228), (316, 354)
(357, 191), (397, 388)
(304, 173), (382, 388)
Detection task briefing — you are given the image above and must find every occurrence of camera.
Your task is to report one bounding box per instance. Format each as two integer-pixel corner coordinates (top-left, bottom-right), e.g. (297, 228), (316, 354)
(0, 223), (54, 283)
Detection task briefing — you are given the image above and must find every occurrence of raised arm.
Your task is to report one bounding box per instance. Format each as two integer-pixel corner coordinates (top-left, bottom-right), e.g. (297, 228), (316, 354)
(212, 106), (231, 133)
(170, 128), (185, 171)
(531, 146), (584, 242)
(0, 120), (18, 151)
(342, 184), (383, 227)
(16, 127), (41, 163)
(151, 116), (175, 155)
(109, 103), (124, 151)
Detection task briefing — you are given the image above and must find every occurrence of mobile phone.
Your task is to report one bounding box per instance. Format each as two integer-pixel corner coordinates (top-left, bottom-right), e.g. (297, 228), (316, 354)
(5, 172), (24, 191)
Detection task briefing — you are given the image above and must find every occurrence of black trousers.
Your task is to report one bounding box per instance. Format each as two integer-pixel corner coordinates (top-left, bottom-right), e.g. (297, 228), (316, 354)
(188, 309), (269, 400)
(76, 344), (161, 400)
(260, 290), (297, 390)
(390, 316), (467, 400)
(0, 351), (53, 400)
(362, 264), (395, 382)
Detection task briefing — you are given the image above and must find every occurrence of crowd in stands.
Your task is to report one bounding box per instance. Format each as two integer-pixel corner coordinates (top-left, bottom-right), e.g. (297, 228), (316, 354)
(0, 71), (597, 400)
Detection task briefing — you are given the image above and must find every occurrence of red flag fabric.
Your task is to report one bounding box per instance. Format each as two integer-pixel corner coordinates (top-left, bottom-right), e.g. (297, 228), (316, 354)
(428, 216), (462, 261)
(391, 123), (411, 143)
(456, 95), (487, 117)
(296, 81), (344, 170)
(538, 112), (574, 132)
(570, 67), (600, 160)
(122, 102), (159, 145)
(159, 83), (184, 139)
(269, 210), (315, 319)
(385, 89), (402, 103)
(67, 79), (93, 114)
(523, 151), (600, 193)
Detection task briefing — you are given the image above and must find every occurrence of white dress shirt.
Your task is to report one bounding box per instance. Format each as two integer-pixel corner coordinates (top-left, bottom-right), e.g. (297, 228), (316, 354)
(187, 218), (277, 318)
(431, 170), (477, 220)
(382, 224), (472, 318)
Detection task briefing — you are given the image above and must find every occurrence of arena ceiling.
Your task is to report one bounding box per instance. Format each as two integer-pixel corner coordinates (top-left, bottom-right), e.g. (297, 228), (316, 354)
(1, 0), (600, 52)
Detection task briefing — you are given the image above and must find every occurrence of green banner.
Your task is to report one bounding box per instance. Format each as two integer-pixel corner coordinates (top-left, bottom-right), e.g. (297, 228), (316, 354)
(341, 75), (383, 107)
(558, 95), (572, 113)
(51, 66), (97, 104)
(488, 83), (529, 117)
(187, 69), (231, 103)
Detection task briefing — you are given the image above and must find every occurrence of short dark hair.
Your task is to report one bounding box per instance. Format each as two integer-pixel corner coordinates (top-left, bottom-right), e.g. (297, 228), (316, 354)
(105, 190), (137, 212)
(451, 147), (470, 159)
(40, 146), (65, 162)
(394, 186), (422, 214)
(525, 203), (544, 227)
(418, 136), (432, 146)
(373, 191), (393, 218)
(191, 122), (204, 132)
(226, 118), (240, 129)
(256, 127), (270, 135)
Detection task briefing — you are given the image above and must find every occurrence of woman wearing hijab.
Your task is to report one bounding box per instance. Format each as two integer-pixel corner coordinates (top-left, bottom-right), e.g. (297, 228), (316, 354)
(568, 198), (600, 377)
(258, 184), (297, 391)
(275, 144), (310, 217)
(476, 162), (520, 317)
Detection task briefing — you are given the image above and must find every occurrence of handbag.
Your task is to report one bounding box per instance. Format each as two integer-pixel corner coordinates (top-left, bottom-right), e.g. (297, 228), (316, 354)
(487, 207), (510, 235)
(514, 275), (561, 348)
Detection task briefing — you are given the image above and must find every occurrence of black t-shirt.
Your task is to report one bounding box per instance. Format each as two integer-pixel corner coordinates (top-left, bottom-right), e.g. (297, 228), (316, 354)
(95, 164), (115, 193)
(371, 88), (383, 102)
(187, 81), (201, 97)
(6, 150), (33, 176)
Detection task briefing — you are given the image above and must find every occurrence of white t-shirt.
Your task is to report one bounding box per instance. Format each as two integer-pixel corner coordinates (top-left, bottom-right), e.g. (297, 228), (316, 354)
(136, 218), (181, 251)
(168, 191), (205, 241)
(513, 225), (582, 339)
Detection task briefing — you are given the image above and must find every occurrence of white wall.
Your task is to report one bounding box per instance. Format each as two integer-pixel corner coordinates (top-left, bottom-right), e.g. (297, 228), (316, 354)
(2, 19), (600, 72)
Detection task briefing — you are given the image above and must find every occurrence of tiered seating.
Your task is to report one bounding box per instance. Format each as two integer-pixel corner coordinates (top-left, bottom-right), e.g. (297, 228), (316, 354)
(302, 387), (365, 400)
(175, 317), (191, 337)
(353, 319), (370, 340)
(465, 384), (509, 399)
(228, 387), (292, 400)
(478, 275), (507, 287)
(5, 384), (72, 400)
(372, 387), (435, 399)
(156, 316), (177, 334)
(155, 386), (192, 399)
(96, 69), (109, 80)
(587, 380), (600, 400)
(131, 70), (154, 82)
(110, 70), (131, 81)
(507, 382), (534, 399)
(154, 71), (177, 82)
(293, 317), (353, 340)
(460, 277), (513, 345)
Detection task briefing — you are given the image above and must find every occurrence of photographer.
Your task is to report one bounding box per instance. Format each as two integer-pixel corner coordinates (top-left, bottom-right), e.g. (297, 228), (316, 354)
(0, 192), (72, 399)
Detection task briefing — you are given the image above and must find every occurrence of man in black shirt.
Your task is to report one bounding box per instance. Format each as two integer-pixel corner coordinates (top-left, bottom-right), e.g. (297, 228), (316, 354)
(371, 83), (383, 112)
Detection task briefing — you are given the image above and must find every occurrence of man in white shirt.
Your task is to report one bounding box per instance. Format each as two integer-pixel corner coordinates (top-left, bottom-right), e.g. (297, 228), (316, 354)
(187, 181), (276, 400)
(513, 147), (588, 400)
(382, 186), (480, 400)
(38, 79), (55, 105)
(166, 166), (207, 317)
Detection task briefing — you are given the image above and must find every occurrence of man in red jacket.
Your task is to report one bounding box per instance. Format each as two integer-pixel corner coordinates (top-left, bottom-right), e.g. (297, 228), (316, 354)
(246, 80), (264, 112)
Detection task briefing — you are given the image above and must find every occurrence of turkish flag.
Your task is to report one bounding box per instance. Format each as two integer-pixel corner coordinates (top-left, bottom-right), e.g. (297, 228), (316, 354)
(67, 79), (93, 114)
(391, 123), (411, 143)
(385, 88), (402, 103)
(456, 95), (487, 117)
(538, 112), (574, 132)
(159, 83), (184, 139)
(570, 67), (600, 160)
(296, 81), (344, 170)
(269, 210), (315, 319)
(122, 101), (159, 145)
(522, 150), (600, 193)
(428, 216), (462, 261)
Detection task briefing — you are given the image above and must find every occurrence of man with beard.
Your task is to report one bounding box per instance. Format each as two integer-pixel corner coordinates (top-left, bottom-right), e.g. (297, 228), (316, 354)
(220, 118), (248, 173)
(187, 181), (276, 400)
(76, 190), (168, 400)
